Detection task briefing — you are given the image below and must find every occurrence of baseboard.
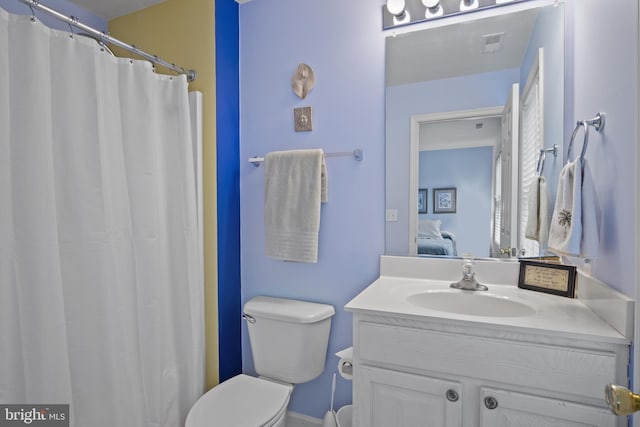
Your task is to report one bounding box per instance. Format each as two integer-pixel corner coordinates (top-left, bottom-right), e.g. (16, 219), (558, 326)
(286, 411), (323, 427)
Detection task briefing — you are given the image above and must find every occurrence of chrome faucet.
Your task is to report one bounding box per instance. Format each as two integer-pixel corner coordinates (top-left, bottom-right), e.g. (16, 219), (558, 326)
(450, 256), (488, 291)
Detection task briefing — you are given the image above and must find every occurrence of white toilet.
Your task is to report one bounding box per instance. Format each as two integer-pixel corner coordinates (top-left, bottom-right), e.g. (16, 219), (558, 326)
(186, 296), (335, 427)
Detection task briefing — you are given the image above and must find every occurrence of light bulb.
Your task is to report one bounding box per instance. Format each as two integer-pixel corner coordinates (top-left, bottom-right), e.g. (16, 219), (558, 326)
(422, 0), (439, 8)
(423, 0), (443, 18)
(460, 0), (479, 11)
(386, 0), (406, 17)
(386, 0), (410, 25)
(394, 11), (411, 25)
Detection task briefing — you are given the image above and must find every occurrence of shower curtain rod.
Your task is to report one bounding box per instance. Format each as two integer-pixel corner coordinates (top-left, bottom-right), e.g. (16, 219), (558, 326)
(16, 0), (197, 82)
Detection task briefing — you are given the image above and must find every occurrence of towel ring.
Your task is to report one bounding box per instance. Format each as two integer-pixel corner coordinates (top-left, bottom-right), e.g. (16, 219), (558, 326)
(567, 121), (589, 161)
(567, 112), (605, 162)
(536, 144), (558, 176)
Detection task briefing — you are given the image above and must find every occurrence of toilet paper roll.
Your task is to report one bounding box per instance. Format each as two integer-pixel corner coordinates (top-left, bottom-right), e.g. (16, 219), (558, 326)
(335, 347), (353, 380)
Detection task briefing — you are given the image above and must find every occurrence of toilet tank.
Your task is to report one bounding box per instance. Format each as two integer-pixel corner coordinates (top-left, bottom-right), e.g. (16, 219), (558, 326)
(243, 296), (335, 384)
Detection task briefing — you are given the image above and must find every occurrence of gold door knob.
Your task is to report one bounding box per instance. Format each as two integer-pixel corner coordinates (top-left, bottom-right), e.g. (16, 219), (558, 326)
(605, 384), (640, 415)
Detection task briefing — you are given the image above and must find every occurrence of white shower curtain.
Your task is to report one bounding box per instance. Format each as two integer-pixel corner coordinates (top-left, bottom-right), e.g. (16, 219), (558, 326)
(0, 8), (204, 427)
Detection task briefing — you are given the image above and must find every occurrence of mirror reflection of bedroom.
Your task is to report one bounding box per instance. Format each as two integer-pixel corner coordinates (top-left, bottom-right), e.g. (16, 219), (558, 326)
(418, 116), (500, 258)
(385, 3), (564, 260)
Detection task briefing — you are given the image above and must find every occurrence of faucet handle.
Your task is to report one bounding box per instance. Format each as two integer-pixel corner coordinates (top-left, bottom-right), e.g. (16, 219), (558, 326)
(463, 263), (473, 275)
(462, 254), (474, 271)
(450, 254), (487, 291)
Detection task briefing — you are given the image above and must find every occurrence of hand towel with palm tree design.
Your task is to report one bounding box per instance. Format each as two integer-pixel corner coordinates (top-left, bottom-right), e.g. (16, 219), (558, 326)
(548, 158), (599, 257)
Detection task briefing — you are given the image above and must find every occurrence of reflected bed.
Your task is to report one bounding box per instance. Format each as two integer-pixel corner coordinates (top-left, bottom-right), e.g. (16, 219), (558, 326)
(417, 231), (457, 256)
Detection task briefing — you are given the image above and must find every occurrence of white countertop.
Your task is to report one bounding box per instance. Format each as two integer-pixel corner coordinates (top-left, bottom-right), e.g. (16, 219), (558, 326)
(345, 275), (629, 345)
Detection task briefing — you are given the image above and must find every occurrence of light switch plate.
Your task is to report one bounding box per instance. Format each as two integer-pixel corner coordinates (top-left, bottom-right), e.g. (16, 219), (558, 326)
(386, 209), (398, 222)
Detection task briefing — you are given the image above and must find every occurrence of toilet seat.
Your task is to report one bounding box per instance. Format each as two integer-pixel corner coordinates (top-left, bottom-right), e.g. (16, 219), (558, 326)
(185, 374), (292, 427)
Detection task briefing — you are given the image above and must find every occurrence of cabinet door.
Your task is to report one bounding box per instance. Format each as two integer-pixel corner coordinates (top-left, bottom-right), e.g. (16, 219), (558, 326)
(480, 387), (617, 427)
(357, 366), (462, 427)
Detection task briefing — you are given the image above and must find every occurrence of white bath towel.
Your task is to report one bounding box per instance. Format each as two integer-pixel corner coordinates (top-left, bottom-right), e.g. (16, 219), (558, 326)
(524, 176), (550, 245)
(548, 158), (598, 258)
(264, 149), (327, 263)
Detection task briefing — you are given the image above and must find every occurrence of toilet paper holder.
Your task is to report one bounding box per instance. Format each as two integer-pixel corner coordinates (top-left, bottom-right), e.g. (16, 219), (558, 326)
(340, 360), (353, 376)
(335, 347), (353, 380)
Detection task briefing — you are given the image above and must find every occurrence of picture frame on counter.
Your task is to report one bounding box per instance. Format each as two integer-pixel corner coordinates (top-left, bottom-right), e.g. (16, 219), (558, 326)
(517, 260), (577, 298)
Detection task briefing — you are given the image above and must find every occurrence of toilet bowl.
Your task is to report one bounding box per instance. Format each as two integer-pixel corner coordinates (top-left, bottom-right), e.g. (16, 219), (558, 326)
(185, 296), (335, 427)
(185, 375), (292, 427)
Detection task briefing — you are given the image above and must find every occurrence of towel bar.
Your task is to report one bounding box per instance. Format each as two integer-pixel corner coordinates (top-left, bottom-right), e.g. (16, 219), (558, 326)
(249, 149), (364, 167)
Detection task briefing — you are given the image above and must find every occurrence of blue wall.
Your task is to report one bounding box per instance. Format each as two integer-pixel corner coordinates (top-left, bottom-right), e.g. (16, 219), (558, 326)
(419, 146), (494, 257)
(238, 0), (385, 418)
(0, 0), (106, 32)
(566, 0), (637, 296)
(215, 0), (241, 383)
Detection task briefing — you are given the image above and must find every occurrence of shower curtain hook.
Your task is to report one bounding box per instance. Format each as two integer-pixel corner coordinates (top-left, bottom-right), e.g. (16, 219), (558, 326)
(28, 0), (37, 22)
(67, 16), (78, 39)
(151, 55), (160, 73)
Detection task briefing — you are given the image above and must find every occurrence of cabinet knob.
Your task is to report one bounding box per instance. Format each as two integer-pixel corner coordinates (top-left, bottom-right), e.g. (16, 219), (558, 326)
(446, 389), (459, 402)
(484, 396), (499, 410)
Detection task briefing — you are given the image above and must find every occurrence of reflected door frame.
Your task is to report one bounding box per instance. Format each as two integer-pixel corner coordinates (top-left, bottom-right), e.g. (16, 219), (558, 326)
(409, 106), (504, 255)
(635, 1), (640, 425)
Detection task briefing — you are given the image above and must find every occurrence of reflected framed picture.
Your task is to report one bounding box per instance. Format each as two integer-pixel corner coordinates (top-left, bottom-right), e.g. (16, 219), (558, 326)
(418, 188), (428, 214)
(433, 187), (456, 214)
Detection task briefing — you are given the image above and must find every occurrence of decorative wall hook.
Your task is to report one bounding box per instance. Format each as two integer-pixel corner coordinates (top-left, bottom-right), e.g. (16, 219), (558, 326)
(291, 63), (315, 99)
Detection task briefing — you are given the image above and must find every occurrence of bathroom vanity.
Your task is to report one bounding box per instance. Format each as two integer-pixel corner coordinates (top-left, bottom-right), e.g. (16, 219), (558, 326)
(345, 256), (633, 427)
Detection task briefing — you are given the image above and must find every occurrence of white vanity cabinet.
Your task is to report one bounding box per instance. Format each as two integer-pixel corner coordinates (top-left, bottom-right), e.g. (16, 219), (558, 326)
(358, 365), (462, 426)
(479, 387), (617, 426)
(346, 257), (633, 427)
(351, 316), (628, 427)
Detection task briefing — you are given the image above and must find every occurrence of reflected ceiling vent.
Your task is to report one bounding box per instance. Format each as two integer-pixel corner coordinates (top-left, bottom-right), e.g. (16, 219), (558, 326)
(481, 32), (505, 53)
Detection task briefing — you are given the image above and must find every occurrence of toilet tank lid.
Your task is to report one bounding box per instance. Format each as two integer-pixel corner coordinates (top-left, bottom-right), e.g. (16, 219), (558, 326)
(244, 296), (335, 323)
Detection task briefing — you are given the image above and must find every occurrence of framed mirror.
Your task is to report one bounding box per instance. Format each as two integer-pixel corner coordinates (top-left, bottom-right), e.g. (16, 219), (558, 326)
(385, 0), (564, 259)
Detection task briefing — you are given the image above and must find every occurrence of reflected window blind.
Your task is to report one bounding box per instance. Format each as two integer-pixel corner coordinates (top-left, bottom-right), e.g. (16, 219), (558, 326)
(519, 68), (542, 257)
(493, 153), (502, 248)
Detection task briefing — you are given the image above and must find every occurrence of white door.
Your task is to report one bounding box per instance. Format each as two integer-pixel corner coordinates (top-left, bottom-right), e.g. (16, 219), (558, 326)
(357, 366), (462, 427)
(495, 84), (519, 258)
(480, 387), (617, 427)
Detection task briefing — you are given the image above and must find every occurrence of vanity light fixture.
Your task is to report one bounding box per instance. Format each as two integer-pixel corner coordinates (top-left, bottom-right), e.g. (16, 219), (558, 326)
(382, 0), (527, 30)
(422, 0), (443, 18)
(386, 0), (411, 25)
(460, 0), (479, 11)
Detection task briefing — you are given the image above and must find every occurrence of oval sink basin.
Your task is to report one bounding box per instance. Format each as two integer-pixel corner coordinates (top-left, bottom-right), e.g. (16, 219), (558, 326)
(406, 290), (537, 317)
